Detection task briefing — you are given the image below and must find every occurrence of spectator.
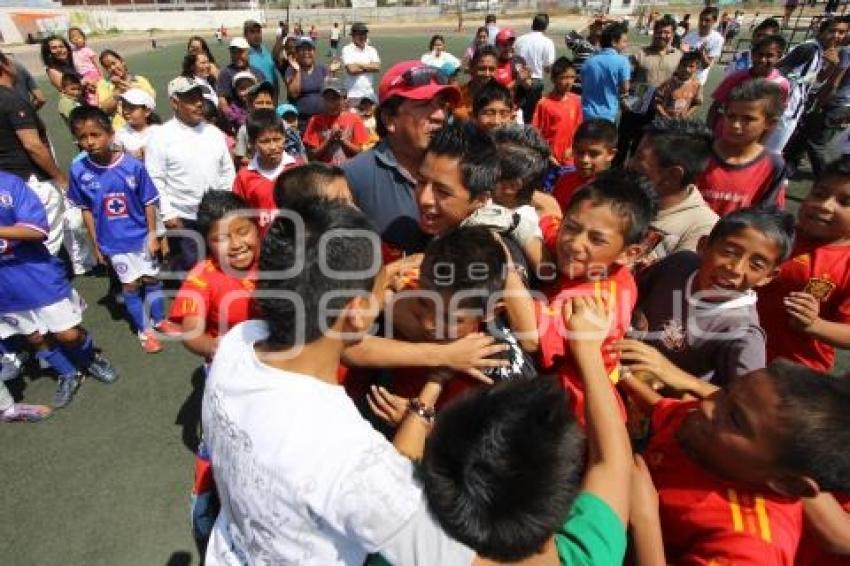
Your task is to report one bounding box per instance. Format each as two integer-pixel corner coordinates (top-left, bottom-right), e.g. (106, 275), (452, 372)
(243, 20), (280, 99)
(329, 22), (341, 57)
(284, 37), (329, 132)
(302, 77), (369, 165)
(653, 51), (704, 119)
(463, 27), (490, 70)
(453, 45), (499, 121)
(724, 18), (781, 77)
(276, 21), (287, 39)
(493, 29), (533, 119)
(216, 37), (266, 114)
(41, 35), (78, 94)
(96, 49), (156, 129)
(420, 35), (460, 72)
(181, 52), (218, 99)
(342, 22), (381, 105)
(580, 23), (631, 122)
(67, 27), (101, 91)
(145, 77), (236, 271)
(681, 7), (725, 86)
(514, 13), (556, 123)
(532, 57), (582, 165)
(186, 36), (220, 82)
(616, 14), (681, 165)
(342, 61), (459, 260)
(11, 55), (46, 110)
(485, 13), (500, 45)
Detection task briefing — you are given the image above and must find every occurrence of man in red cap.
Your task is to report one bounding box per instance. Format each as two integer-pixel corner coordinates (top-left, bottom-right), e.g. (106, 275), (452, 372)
(342, 60), (459, 261)
(493, 29), (533, 121)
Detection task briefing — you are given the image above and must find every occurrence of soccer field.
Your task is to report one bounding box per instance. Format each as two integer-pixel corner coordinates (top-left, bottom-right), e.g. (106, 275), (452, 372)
(1, 28), (844, 566)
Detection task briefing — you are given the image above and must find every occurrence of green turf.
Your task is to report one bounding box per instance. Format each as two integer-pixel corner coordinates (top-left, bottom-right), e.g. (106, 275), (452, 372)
(1, 30), (845, 566)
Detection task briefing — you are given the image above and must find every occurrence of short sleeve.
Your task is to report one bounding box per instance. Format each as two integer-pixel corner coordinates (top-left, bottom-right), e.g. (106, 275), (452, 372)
(169, 270), (212, 324)
(619, 56), (631, 82)
(234, 126), (249, 157)
(66, 167), (90, 209)
(19, 64), (37, 92)
(708, 35), (724, 57)
(554, 492), (627, 566)
(349, 115), (370, 146)
(5, 95), (38, 131)
(302, 116), (322, 148)
(341, 45), (356, 66)
(135, 76), (156, 98)
(11, 177), (48, 233)
(136, 163), (160, 206)
(717, 325), (766, 386)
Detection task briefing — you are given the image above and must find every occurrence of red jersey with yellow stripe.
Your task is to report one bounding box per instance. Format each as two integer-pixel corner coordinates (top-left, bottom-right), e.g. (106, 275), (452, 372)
(756, 238), (850, 372)
(169, 258), (257, 339)
(535, 265), (636, 424)
(647, 399), (803, 566)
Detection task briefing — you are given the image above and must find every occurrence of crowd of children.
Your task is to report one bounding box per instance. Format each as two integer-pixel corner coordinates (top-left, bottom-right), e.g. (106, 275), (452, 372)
(2, 12), (850, 566)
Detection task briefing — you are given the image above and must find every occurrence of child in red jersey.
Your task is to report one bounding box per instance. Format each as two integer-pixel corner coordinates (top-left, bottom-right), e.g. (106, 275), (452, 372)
(550, 119), (617, 211)
(302, 78), (369, 165)
(532, 57), (583, 165)
(232, 109), (302, 234)
(169, 192), (259, 363)
(537, 169), (656, 423)
(697, 79), (788, 216)
(622, 359), (850, 566)
(757, 157), (850, 372)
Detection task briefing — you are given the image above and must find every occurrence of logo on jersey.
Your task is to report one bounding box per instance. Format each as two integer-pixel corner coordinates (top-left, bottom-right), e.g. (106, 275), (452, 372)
(114, 261), (128, 274)
(104, 194), (128, 218)
(660, 319), (687, 351)
(126, 177), (137, 189)
(0, 191), (12, 208)
(80, 171), (95, 184)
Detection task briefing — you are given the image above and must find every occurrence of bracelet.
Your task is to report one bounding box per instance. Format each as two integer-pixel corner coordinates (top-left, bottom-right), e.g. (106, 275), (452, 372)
(407, 398), (436, 425)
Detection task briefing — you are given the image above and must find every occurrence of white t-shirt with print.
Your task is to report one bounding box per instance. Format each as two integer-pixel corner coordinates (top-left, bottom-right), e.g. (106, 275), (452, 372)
(341, 43), (380, 100)
(681, 29), (725, 85)
(203, 320), (474, 566)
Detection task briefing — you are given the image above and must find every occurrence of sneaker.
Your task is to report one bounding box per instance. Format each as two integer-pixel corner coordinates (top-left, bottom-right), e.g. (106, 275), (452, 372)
(1, 403), (52, 423)
(139, 330), (163, 354)
(86, 352), (119, 383)
(154, 320), (183, 338)
(0, 351), (30, 382)
(53, 375), (81, 408)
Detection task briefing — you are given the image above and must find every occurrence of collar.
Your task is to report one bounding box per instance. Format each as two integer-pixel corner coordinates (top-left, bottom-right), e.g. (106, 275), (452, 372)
(645, 45), (677, 54)
(686, 272), (757, 311)
(374, 140), (417, 184)
(657, 185), (710, 217)
(248, 153), (295, 180)
(600, 47), (619, 55)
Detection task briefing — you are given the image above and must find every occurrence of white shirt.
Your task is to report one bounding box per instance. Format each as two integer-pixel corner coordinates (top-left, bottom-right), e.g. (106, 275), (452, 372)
(203, 321), (474, 566)
(514, 31), (556, 79)
(115, 123), (160, 156)
(420, 50), (461, 70)
(681, 29), (725, 85)
(342, 43), (381, 100)
(144, 118), (235, 221)
(330, 26), (341, 41)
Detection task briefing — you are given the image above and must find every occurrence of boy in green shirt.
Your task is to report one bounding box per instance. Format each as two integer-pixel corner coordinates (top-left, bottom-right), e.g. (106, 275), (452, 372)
(57, 73), (84, 129)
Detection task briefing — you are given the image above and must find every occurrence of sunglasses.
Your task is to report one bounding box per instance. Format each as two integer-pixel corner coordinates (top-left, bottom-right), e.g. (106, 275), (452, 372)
(390, 66), (449, 90)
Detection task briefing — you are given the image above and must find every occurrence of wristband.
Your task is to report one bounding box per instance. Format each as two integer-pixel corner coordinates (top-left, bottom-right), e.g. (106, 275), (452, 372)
(407, 398), (436, 425)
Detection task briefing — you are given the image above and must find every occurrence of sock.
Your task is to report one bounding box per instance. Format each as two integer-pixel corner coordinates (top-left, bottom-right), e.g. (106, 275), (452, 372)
(145, 281), (166, 324)
(37, 347), (78, 379)
(62, 333), (94, 370)
(123, 289), (147, 332)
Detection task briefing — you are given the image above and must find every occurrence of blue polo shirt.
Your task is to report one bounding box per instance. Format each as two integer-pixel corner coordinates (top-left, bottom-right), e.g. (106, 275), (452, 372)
(342, 141), (430, 256)
(248, 44), (279, 95)
(580, 47), (630, 122)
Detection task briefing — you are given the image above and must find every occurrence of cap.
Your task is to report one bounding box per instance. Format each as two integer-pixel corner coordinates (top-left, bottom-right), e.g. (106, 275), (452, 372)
(119, 88), (155, 109)
(357, 93), (377, 106)
(243, 19), (262, 31)
(322, 77), (346, 96)
(276, 103), (298, 117)
(232, 70), (258, 87)
(495, 28), (516, 46)
(247, 80), (274, 97)
(229, 37), (250, 50)
(378, 60), (460, 105)
(350, 22), (368, 34)
(296, 36), (315, 49)
(167, 76), (205, 98)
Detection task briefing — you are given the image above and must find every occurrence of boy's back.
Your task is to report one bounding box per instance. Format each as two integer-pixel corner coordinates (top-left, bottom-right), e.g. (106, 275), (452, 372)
(697, 149), (787, 216)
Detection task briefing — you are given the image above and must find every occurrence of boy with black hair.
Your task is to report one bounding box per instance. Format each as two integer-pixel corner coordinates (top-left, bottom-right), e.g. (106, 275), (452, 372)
(537, 169), (656, 423)
(628, 117), (717, 262)
(232, 108), (301, 233)
(532, 56), (582, 165)
(233, 81), (279, 166)
(619, 207), (793, 393)
(757, 156), (850, 372)
(57, 72), (84, 127)
(681, 6), (724, 85)
(471, 79), (516, 131)
(273, 160), (353, 210)
(0, 170), (117, 409)
(697, 79), (788, 216)
(303, 77), (369, 165)
(580, 23), (630, 122)
(491, 124), (554, 213)
(202, 199), (475, 564)
(417, 296), (631, 564)
(622, 359), (850, 565)
(549, 118), (617, 210)
(653, 50), (703, 119)
(725, 17), (782, 76)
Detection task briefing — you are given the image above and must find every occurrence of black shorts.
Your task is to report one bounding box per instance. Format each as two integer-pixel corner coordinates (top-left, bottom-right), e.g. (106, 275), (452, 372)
(330, 39), (339, 48)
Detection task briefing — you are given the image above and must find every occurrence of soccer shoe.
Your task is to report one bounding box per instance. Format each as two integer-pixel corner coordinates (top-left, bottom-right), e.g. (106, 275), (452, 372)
(0, 351), (30, 382)
(86, 352), (119, 383)
(53, 375), (81, 409)
(1, 403), (52, 423)
(154, 320), (183, 338)
(139, 330), (163, 355)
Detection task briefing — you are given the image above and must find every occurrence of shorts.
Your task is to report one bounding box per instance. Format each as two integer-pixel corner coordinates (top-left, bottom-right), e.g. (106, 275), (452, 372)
(0, 291), (86, 339)
(110, 249), (160, 284)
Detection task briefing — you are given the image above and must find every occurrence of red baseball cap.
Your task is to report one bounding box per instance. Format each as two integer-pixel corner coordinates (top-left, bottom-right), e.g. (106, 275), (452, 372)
(495, 28), (516, 46)
(378, 60), (460, 105)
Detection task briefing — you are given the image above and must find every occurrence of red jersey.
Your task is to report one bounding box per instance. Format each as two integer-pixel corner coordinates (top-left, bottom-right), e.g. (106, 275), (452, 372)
(756, 238), (850, 372)
(532, 94), (583, 165)
(232, 155), (302, 232)
(647, 398), (804, 565)
(302, 112), (369, 166)
(551, 169), (590, 212)
(697, 149), (787, 216)
(796, 492), (850, 566)
(169, 258), (257, 340)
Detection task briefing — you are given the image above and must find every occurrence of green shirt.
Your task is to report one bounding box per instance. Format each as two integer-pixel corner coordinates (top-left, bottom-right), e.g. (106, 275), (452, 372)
(556, 492), (627, 565)
(58, 94), (80, 120)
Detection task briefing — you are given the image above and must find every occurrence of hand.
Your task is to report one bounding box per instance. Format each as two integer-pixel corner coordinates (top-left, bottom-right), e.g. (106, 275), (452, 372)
(367, 385), (409, 428)
(629, 454), (660, 524)
(785, 291), (820, 332)
(159, 236), (170, 259)
(53, 174), (69, 192)
(164, 218), (184, 230)
(823, 47), (840, 66)
(436, 332), (508, 384)
(616, 339), (680, 388)
(287, 55), (300, 71)
(147, 233), (161, 258)
(563, 296), (612, 351)
(93, 246), (107, 266)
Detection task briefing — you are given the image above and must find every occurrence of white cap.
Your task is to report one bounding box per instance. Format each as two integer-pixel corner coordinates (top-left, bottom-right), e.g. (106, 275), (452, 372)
(232, 70), (258, 87)
(229, 37), (250, 50)
(119, 88), (155, 110)
(167, 76), (204, 98)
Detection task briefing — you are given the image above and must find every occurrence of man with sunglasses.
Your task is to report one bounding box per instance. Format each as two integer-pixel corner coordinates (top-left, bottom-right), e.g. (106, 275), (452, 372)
(342, 22), (381, 106)
(343, 61), (459, 262)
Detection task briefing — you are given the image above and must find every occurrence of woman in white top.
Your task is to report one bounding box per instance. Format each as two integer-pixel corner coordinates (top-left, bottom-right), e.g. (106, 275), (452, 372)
(182, 52), (217, 96)
(420, 35), (460, 71)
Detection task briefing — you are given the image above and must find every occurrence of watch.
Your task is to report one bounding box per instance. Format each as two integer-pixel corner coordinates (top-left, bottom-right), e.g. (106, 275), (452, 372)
(407, 398), (436, 425)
